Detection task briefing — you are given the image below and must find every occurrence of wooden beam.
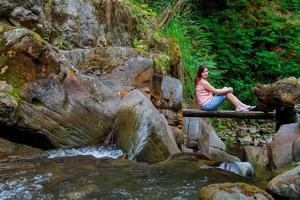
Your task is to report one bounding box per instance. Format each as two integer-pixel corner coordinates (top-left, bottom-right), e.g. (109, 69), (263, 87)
(183, 109), (275, 119)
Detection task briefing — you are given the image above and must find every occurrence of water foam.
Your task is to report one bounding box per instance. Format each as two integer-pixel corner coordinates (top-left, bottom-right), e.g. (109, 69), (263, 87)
(45, 145), (123, 159)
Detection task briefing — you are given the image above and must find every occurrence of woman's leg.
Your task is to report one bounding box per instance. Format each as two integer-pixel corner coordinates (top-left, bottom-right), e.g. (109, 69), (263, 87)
(225, 93), (249, 110)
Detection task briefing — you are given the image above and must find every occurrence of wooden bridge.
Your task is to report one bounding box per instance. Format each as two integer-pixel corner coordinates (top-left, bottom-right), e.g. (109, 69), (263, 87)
(183, 109), (275, 119)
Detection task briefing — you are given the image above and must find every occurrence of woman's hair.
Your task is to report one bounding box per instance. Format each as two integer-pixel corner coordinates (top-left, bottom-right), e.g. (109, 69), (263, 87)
(194, 65), (208, 85)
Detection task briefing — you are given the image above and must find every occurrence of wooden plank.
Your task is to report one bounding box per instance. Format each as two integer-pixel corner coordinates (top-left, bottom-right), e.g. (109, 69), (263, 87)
(183, 109), (275, 119)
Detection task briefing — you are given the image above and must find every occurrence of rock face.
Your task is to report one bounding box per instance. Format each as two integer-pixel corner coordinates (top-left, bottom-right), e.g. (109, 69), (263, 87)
(268, 123), (300, 168)
(267, 165), (300, 198)
(0, 0), (135, 49)
(254, 77), (300, 109)
(0, 21), (182, 163)
(199, 183), (274, 200)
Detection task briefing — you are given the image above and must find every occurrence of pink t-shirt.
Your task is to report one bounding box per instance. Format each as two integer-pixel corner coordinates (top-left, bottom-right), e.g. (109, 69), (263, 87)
(196, 81), (213, 106)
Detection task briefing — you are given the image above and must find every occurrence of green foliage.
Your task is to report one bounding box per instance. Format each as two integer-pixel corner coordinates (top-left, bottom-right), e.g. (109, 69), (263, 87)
(133, 38), (147, 50)
(162, 14), (221, 101)
(195, 0), (300, 104)
(153, 54), (171, 72)
(131, 0), (300, 106)
(55, 28), (69, 50)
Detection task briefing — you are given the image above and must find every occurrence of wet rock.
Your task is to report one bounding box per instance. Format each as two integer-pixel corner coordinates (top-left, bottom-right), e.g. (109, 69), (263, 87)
(268, 123), (300, 168)
(208, 147), (240, 163)
(244, 146), (269, 167)
(0, 137), (42, 161)
(114, 90), (180, 163)
(199, 182), (274, 200)
(218, 161), (255, 177)
(267, 165), (300, 198)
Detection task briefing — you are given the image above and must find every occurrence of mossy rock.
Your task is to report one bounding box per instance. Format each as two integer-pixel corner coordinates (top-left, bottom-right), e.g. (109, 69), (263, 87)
(0, 27), (60, 100)
(199, 182), (274, 200)
(115, 108), (140, 153)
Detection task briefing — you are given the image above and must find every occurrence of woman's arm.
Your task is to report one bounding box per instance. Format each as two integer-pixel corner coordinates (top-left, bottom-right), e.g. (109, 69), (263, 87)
(199, 80), (232, 95)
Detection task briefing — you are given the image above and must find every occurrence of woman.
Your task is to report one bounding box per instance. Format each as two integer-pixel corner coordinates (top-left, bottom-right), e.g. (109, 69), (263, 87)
(195, 65), (255, 111)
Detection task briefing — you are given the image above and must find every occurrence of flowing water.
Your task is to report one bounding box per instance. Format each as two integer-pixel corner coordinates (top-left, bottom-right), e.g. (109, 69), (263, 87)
(0, 145), (264, 200)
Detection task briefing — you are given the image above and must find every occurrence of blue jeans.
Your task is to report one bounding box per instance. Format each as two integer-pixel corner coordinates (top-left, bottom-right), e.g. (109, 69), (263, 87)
(201, 95), (225, 111)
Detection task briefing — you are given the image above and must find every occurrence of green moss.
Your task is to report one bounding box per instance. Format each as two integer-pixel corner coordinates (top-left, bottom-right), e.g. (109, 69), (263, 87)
(166, 41), (181, 66)
(7, 87), (21, 101)
(115, 108), (139, 153)
(153, 54), (171, 73)
(0, 52), (35, 88)
(28, 30), (44, 46)
(135, 131), (169, 163)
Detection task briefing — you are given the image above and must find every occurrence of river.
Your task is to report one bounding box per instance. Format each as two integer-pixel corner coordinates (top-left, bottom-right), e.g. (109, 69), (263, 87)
(0, 145), (263, 200)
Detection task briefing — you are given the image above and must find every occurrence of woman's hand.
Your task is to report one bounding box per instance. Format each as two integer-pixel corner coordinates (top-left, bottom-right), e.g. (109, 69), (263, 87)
(223, 87), (233, 93)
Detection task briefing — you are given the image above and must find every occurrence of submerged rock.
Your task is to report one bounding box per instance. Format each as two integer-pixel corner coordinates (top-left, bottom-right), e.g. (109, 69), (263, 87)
(0, 137), (42, 161)
(199, 182), (274, 200)
(218, 161), (255, 177)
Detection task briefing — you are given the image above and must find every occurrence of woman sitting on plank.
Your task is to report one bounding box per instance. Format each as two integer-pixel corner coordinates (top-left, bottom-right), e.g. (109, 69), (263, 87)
(195, 65), (255, 111)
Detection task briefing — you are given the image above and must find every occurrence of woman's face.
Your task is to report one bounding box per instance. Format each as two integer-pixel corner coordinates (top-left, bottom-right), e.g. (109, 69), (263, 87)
(201, 68), (208, 79)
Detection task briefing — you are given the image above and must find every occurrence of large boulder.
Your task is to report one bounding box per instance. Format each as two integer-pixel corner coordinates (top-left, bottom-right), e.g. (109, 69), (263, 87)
(267, 165), (300, 198)
(268, 123), (300, 168)
(184, 117), (225, 156)
(199, 183), (274, 200)
(0, 25), (170, 152)
(254, 77), (300, 109)
(114, 90), (180, 163)
(0, 25), (123, 147)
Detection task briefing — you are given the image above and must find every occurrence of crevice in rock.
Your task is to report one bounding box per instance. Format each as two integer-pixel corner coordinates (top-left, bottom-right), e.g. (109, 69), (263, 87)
(31, 97), (44, 108)
(0, 123), (55, 150)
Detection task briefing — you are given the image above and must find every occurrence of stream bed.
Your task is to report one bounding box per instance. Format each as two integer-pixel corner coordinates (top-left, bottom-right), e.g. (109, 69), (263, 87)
(0, 145), (265, 200)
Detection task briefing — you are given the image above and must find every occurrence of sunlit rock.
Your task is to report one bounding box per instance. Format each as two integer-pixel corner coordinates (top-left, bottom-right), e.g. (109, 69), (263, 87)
(254, 76), (300, 109)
